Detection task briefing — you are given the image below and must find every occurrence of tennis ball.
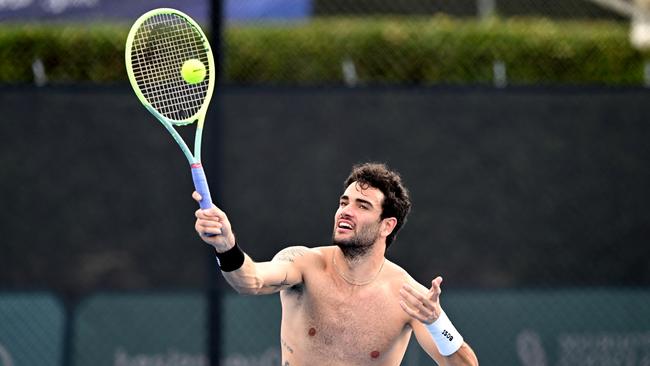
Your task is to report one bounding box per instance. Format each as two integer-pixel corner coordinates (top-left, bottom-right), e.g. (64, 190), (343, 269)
(181, 59), (206, 84)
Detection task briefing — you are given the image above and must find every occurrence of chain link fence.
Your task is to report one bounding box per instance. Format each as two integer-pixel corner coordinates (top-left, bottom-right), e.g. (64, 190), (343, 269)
(1, 290), (649, 365)
(0, 294), (65, 366)
(2, 1), (650, 366)
(223, 0), (650, 86)
(1, 0), (649, 85)
(309, 0), (622, 18)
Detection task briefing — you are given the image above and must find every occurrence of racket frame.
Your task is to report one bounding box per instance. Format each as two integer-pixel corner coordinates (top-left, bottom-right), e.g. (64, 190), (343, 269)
(125, 8), (216, 210)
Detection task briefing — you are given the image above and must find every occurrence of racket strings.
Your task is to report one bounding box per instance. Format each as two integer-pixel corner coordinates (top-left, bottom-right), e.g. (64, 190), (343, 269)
(136, 17), (205, 116)
(136, 16), (206, 119)
(130, 13), (210, 122)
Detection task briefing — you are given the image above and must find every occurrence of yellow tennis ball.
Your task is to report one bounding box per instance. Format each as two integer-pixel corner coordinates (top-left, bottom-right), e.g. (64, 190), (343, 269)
(181, 59), (206, 84)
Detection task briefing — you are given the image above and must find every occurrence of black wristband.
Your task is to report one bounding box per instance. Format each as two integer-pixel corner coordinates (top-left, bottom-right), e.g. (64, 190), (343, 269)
(215, 244), (245, 272)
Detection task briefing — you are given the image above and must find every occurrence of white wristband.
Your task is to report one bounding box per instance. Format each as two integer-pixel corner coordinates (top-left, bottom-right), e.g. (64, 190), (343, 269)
(425, 311), (464, 356)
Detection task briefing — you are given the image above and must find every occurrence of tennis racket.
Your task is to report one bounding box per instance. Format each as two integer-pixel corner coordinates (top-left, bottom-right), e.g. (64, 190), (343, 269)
(125, 8), (215, 210)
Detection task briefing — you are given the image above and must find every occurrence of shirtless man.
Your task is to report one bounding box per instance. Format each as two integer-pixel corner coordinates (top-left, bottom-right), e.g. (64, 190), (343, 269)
(194, 163), (478, 365)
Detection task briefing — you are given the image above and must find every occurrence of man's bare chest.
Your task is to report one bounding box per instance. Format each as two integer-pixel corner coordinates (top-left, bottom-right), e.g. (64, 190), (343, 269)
(283, 280), (410, 363)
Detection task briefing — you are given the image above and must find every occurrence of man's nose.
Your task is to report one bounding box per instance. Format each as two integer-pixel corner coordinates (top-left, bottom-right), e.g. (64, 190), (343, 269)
(339, 205), (353, 217)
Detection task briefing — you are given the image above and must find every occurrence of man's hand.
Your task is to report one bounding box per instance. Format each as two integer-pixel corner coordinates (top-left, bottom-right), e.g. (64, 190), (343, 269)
(399, 276), (444, 325)
(193, 191), (236, 252)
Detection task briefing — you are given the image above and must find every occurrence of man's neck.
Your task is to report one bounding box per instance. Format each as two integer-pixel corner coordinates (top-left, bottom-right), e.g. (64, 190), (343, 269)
(333, 244), (386, 285)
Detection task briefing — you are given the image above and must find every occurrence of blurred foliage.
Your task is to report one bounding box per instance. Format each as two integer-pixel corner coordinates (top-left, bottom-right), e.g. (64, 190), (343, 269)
(0, 23), (127, 84)
(0, 16), (647, 85)
(227, 16), (645, 85)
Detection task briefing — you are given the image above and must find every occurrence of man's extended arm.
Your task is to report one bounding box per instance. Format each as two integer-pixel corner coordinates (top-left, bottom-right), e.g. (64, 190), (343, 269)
(221, 247), (308, 295)
(193, 191), (305, 295)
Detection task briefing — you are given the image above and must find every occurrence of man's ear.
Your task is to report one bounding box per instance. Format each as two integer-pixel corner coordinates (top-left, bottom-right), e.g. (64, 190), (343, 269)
(381, 217), (398, 237)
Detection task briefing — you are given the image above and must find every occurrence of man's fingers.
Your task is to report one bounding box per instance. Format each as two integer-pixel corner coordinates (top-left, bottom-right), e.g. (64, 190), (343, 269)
(402, 284), (426, 303)
(192, 191), (221, 212)
(192, 191), (202, 202)
(195, 216), (225, 234)
(201, 227), (223, 236)
(399, 292), (433, 323)
(197, 219), (223, 229)
(429, 276), (443, 300)
(399, 300), (426, 323)
(399, 280), (447, 325)
(195, 205), (227, 220)
(403, 284), (437, 307)
(400, 286), (435, 314)
(195, 204), (228, 237)
(195, 208), (214, 219)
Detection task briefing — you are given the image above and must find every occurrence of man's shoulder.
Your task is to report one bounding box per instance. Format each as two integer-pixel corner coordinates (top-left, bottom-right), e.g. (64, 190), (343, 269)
(382, 259), (417, 285)
(383, 260), (436, 294)
(272, 245), (329, 265)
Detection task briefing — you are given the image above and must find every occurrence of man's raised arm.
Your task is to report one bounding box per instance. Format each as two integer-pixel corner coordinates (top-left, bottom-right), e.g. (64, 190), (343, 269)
(193, 191), (304, 295)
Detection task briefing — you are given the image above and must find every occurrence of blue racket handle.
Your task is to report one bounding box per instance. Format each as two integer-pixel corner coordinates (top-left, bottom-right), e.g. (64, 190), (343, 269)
(192, 163), (217, 237)
(191, 163), (214, 210)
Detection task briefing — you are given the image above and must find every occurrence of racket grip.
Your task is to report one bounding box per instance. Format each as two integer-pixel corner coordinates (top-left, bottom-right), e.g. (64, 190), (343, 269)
(191, 163), (214, 210)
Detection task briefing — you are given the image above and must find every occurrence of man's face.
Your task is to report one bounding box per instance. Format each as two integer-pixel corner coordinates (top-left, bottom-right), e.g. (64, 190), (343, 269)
(332, 182), (385, 256)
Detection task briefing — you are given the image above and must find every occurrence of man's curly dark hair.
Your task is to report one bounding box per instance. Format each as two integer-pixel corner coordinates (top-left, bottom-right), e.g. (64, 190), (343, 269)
(344, 162), (411, 247)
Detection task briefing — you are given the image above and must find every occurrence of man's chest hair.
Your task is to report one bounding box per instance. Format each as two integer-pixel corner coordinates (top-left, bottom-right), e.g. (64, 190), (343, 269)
(290, 279), (407, 348)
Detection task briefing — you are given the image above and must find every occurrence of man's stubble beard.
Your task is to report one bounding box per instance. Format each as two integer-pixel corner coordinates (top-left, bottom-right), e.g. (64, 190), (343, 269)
(332, 221), (381, 261)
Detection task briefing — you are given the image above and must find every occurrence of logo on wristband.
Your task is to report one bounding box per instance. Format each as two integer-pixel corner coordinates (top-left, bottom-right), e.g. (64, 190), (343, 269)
(442, 330), (454, 342)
